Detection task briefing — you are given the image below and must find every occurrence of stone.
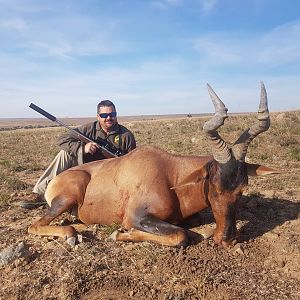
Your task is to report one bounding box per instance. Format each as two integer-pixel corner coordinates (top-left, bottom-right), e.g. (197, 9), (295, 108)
(230, 243), (244, 255)
(0, 242), (31, 266)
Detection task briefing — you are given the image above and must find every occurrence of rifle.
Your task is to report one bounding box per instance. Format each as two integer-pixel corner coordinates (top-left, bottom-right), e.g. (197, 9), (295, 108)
(29, 103), (123, 158)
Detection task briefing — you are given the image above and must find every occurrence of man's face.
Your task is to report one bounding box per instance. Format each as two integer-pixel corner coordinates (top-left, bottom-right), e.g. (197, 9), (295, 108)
(97, 106), (118, 132)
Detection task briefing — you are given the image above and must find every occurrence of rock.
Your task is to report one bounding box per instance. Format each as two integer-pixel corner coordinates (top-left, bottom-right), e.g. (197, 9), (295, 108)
(229, 243), (244, 255)
(106, 230), (119, 241)
(0, 242), (31, 266)
(123, 244), (136, 251)
(66, 237), (76, 247)
(263, 231), (279, 240)
(191, 226), (214, 239)
(77, 234), (83, 243)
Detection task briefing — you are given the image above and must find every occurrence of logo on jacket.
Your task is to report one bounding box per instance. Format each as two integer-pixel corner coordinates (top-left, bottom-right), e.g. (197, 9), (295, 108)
(114, 136), (120, 144)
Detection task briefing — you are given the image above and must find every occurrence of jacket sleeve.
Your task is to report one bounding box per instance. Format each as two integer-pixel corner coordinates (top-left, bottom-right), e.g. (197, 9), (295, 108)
(57, 124), (90, 163)
(122, 130), (137, 154)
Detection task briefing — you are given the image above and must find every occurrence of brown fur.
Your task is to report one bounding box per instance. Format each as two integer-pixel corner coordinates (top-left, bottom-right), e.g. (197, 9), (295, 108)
(28, 146), (279, 247)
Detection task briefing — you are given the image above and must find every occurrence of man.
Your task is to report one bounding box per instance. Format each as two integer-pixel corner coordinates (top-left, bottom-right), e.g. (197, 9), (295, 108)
(20, 100), (136, 209)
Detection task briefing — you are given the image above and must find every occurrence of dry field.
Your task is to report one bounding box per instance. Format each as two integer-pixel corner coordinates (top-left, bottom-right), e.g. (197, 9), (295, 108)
(0, 111), (299, 300)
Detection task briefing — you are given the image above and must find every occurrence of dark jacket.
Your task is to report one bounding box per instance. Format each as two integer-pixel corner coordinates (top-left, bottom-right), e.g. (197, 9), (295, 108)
(58, 121), (136, 164)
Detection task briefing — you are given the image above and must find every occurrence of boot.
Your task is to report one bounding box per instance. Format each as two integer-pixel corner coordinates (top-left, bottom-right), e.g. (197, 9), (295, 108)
(19, 193), (47, 209)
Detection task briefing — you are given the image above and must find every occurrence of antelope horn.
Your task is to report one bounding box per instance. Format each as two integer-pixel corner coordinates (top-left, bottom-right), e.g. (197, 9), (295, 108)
(203, 84), (232, 164)
(232, 81), (270, 161)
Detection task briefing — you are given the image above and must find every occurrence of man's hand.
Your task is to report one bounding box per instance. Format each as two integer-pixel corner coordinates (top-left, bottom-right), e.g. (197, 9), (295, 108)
(84, 142), (99, 155)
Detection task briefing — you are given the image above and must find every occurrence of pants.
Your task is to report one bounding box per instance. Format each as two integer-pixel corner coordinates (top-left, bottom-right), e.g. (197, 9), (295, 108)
(33, 150), (78, 195)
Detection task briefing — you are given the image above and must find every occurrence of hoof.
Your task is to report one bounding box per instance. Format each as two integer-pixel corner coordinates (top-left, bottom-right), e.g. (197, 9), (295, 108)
(222, 239), (237, 248)
(106, 230), (119, 242)
(66, 236), (76, 247)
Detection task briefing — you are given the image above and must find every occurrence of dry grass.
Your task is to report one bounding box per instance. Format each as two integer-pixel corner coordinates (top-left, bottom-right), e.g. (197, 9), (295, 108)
(0, 111), (299, 206)
(0, 111), (300, 300)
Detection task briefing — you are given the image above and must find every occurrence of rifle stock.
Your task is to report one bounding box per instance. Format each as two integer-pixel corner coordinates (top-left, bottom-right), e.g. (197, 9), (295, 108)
(29, 103), (122, 158)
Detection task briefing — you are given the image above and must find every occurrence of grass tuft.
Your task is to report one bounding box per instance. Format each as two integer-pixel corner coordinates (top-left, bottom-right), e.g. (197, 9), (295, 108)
(0, 193), (10, 205)
(290, 147), (300, 161)
(98, 223), (120, 236)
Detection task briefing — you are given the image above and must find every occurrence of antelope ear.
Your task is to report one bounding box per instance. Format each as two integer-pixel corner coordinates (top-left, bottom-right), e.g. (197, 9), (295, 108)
(170, 168), (208, 190)
(246, 163), (283, 176)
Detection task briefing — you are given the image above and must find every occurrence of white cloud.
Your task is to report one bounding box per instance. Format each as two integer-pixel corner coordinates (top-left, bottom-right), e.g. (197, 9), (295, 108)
(151, 0), (184, 9)
(0, 1), (299, 118)
(152, 0), (217, 11)
(0, 18), (27, 31)
(0, 0), (50, 14)
(193, 35), (242, 64)
(192, 20), (300, 67)
(0, 2), (130, 59)
(0, 56), (207, 118)
(257, 21), (300, 65)
(166, 0), (184, 5)
(200, 0), (218, 14)
(29, 41), (74, 60)
(2, 46), (299, 119)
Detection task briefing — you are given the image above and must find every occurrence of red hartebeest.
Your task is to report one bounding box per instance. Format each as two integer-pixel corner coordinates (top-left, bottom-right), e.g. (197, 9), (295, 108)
(28, 83), (279, 247)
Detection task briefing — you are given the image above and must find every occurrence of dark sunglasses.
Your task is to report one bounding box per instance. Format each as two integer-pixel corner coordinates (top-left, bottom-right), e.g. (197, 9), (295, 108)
(98, 112), (117, 118)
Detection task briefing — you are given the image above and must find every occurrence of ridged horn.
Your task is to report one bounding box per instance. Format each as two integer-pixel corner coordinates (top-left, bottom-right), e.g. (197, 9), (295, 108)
(203, 84), (232, 164)
(232, 81), (270, 161)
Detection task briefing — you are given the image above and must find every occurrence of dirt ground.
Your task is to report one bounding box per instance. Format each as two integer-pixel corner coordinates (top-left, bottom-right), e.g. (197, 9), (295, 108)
(0, 114), (299, 300)
(1, 177), (299, 300)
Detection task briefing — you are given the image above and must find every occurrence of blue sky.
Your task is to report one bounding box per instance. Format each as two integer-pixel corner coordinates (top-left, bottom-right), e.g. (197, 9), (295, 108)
(0, 0), (299, 118)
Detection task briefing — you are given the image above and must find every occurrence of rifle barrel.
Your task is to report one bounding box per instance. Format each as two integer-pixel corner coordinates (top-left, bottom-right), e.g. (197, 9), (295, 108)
(29, 102), (118, 158)
(29, 103), (57, 122)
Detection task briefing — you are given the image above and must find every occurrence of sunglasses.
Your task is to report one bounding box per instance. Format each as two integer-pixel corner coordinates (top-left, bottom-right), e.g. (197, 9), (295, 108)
(98, 112), (117, 118)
